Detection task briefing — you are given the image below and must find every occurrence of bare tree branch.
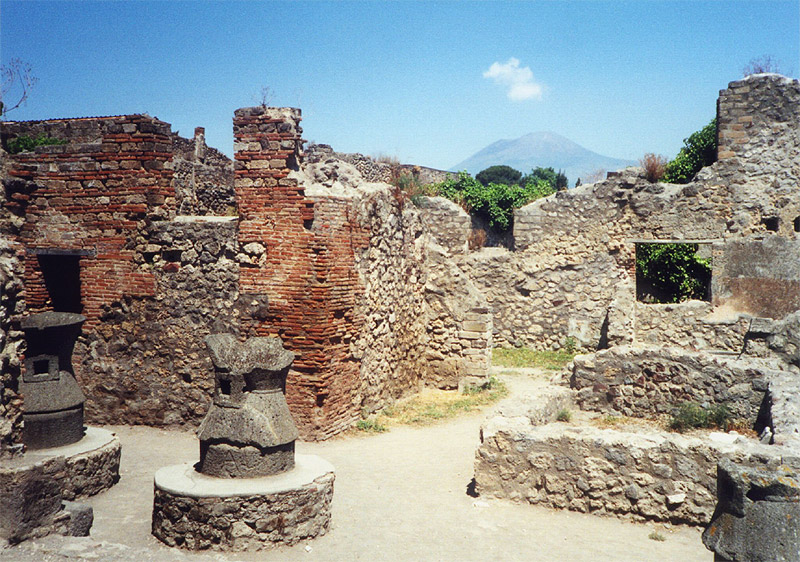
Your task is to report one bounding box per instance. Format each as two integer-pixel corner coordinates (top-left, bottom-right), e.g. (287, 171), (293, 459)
(1, 58), (38, 117)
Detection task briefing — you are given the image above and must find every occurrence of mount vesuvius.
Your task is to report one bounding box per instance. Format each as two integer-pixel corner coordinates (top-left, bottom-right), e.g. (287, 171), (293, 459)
(450, 132), (636, 186)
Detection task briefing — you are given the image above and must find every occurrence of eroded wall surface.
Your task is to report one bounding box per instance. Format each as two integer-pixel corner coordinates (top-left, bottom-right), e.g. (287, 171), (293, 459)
(0, 147), (24, 457)
(464, 74), (800, 351)
(1, 109), (487, 440)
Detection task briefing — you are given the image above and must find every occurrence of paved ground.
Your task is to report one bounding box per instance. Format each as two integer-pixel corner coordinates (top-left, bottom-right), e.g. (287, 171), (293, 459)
(4, 370), (712, 561)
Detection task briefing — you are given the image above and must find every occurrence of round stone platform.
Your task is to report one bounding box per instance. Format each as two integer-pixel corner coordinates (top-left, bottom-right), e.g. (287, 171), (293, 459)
(0, 427), (121, 543)
(152, 454), (334, 551)
(11, 426), (121, 500)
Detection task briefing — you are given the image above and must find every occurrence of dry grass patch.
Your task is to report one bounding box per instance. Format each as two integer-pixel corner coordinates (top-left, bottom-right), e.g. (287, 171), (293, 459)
(355, 378), (508, 433)
(492, 347), (576, 370)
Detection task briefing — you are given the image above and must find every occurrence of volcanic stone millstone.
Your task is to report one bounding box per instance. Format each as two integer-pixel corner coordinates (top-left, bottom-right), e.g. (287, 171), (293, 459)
(19, 312), (87, 449)
(197, 334), (299, 478)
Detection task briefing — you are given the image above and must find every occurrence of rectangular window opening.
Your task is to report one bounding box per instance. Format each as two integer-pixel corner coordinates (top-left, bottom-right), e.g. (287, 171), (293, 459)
(635, 242), (712, 304)
(37, 254), (82, 313)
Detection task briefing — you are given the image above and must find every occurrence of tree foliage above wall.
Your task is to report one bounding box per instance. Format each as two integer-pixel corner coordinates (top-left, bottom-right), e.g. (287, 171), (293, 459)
(663, 118), (717, 184)
(434, 171), (555, 232)
(476, 165), (522, 187)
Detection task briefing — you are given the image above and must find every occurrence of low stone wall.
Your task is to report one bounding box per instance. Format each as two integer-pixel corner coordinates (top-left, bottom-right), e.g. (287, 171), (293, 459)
(0, 428), (120, 543)
(475, 416), (782, 526)
(52, 431), (121, 500)
(570, 346), (771, 420)
(633, 301), (750, 351)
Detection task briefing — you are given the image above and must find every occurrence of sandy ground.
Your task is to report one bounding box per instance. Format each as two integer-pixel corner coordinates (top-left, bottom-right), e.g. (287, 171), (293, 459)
(4, 371), (712, 561)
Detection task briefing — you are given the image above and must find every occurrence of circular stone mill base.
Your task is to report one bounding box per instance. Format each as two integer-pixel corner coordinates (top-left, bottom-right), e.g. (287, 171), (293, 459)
(152, 454), (334, 551)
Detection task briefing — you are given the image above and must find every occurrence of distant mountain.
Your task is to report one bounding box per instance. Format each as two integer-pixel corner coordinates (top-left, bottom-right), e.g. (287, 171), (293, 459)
(450, 131), (636, 186)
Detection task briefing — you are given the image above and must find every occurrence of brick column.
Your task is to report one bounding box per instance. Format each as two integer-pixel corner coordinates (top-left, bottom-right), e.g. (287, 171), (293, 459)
(233, 107), (362, 439)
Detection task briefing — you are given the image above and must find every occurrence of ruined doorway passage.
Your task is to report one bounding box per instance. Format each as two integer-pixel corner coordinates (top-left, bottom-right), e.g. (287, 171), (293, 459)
(635, 242), (711, 304)
(37, 254), (82, 313)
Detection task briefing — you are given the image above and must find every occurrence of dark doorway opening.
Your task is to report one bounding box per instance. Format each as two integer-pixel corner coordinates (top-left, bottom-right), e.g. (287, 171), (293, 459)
(37, 254), (82, 313)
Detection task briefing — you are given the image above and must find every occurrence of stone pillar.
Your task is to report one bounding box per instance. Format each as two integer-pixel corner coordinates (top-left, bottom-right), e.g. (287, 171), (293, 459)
(703, 458), (800, 561)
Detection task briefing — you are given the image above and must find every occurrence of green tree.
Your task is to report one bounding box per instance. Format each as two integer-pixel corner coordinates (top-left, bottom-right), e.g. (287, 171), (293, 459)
(636, 243), (711, 303)
(475, 165), (522, 187)
(522, 167), (568, 191)
(663, 118), (717, 184)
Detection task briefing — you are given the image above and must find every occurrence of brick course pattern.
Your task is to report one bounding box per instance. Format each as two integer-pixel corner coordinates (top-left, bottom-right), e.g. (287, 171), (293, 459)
(3, 116), (175, 330)
(234, 107), (368, 439)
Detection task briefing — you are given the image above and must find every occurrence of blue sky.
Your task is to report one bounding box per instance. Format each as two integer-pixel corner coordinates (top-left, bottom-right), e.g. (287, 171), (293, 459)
(2, 1), (798, 171)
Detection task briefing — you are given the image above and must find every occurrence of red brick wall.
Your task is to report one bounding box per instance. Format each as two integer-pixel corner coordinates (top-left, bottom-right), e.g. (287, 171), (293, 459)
(234, 107), (369, 439)
(5, 115), (175, 328)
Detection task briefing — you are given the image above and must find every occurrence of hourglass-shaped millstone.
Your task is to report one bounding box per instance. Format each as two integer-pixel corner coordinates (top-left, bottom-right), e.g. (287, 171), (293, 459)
(197, 334), (299, 478)
(19, 312), (87, 449)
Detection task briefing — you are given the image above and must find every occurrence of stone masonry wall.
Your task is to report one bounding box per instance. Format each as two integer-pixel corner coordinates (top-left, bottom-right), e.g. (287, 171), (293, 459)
(416, 196), (470, 255)
(475, 416), (781, 526)
(1, 108), (490, 440)
(79, 219), (240, 426)
(350, 190), (429, 411)
(4, 116), (175, 330)
(172, 127), (235, 216)
(713, 236), (800, 319)
(0, 146), (25, 458)
(633, 301), (750, 352)
(468, 74), (800, 351)
(234, 107), (387, 439)
(423, 243), (492, 388)
(570, 346), (772, 421)
(299, 147), (490, 401)
(306, 144), (453, 186)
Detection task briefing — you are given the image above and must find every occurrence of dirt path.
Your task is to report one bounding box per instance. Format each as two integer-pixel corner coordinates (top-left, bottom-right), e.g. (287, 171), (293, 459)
(5, 370), (711, 561)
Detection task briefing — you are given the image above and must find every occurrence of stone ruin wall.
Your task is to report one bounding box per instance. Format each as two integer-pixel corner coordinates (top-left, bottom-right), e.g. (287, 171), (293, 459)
(1, 108), (487, 441)
(570, 345), (772, 421)
(0, 146), (24, 458)
(308, 144), (454, 185)
(463, 74), (800, 352)
(171, 127), (235, 216)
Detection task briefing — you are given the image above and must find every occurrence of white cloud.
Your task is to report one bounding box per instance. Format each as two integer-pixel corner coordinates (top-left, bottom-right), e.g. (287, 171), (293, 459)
(483, 57), (543, 101)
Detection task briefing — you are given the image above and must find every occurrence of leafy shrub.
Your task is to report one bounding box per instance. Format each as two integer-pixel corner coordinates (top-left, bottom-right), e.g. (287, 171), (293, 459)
(7, 133), (68, 154)
(663, 118), (717, 184)
(669, 402), (732, 432)
(433, 172), (554, 233)
(648, 531), (666, 542)
(640, 153), (668, 183)
(476, 165), (522, 187)
(636, 243), (711, 303)
(556, 409), (572, 422)
(562, 336), (577, 354)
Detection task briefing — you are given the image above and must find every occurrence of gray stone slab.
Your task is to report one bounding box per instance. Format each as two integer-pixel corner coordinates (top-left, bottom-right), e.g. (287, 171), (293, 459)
(154, 454), (334, 498)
